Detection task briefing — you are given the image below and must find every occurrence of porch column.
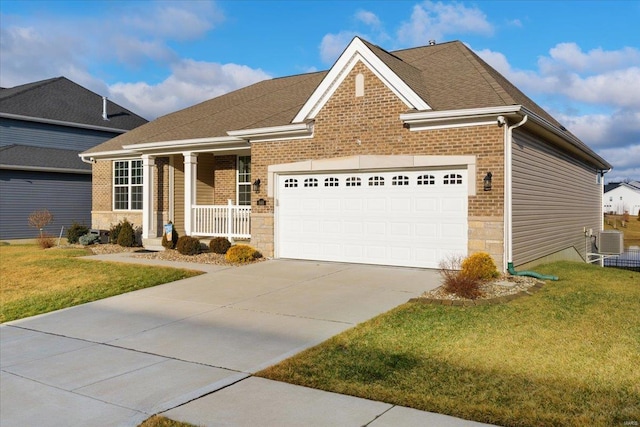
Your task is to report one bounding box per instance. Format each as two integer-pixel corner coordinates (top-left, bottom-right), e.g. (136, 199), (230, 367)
(141, 154), (155, 239)
(183, 152), (198, 235)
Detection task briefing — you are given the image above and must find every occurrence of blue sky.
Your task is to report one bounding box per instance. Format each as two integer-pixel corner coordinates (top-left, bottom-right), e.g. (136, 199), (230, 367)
(1, 0), (638, 181)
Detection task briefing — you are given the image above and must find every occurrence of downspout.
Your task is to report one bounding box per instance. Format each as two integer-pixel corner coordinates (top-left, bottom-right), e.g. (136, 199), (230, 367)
(501, 114), (559, 281)
(80, 155), (96, 165)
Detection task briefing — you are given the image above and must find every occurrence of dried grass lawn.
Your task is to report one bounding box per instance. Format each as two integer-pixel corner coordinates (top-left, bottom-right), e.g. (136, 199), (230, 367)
(0, 244), (202, 323)
(259, 262), (640, 427)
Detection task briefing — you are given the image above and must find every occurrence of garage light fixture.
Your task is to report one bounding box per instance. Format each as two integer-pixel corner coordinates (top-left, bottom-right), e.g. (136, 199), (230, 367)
(253, 178), (261, 193)
(483, 172), (492, 191)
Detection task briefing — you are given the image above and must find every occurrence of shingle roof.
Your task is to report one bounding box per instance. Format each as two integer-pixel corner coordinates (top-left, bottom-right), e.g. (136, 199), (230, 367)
(0, 77), (148, 131)
(0, 144), (90, 172)
(83, 39), (603, 167)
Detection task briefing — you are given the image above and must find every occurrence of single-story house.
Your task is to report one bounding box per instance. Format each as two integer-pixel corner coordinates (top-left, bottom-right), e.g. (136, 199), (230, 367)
(0, 77), (147, 239)
(81, 38), (611, 270)
(604, 181), (640, 215)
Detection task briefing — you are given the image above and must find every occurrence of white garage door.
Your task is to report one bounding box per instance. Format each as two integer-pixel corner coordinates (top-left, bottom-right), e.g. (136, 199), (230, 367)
(276, 169), (468, 269)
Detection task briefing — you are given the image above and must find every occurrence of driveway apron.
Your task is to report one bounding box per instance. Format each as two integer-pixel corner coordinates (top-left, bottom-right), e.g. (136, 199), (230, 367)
(1, 255), (489, 427)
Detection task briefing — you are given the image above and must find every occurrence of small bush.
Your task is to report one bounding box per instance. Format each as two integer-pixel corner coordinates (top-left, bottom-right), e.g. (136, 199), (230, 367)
(209, 237), (231, 254)
(439, 255), (483, 300)
(79, 233), (100, 246)
(67, 221), (90, 244)
(176, 236), (202, 256)
(162, 223), (179, 249)
(225, 244), (260, 264)
(116, 219), (136, 247)
(461, 252), (499, 282)
(109, 221), (122, 244)
(37, 233), (55, 249)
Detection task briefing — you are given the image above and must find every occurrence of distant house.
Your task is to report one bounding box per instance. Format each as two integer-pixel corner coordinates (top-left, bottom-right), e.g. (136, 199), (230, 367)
(0, 77), (147, 239)
(82, 38), (611, 270)
(604, 182), (640, 215)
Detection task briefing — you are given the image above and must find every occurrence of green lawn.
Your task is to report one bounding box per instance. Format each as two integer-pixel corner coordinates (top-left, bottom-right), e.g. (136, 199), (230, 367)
(259, 262), (640, 427)
(0, 244), (202, 323)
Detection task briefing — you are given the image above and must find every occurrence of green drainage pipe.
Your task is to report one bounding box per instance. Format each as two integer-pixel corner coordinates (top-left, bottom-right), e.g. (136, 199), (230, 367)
(507, 262), (558, 281)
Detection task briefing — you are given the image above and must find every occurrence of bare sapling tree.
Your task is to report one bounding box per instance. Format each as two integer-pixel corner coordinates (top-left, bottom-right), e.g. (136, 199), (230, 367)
(28, 209), (54, 237)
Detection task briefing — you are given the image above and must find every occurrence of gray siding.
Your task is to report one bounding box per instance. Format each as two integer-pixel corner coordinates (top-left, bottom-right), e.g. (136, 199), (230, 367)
(512, 130), (601, 266)
(0, 170), (91, 239)
(0, 118), (118, 151)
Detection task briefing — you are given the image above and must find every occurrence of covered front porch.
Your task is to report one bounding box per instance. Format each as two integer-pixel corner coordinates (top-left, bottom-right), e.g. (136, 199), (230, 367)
(135, 140), (253, 243)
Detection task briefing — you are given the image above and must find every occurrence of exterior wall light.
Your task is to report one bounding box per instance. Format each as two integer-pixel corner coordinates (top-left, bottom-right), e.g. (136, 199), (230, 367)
(252, 178), (261, 193)
(483, 172), (492, 191)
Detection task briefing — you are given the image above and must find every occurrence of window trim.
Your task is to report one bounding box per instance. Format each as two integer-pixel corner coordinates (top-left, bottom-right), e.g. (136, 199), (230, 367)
(113, 159), (143, 211)
(237, 155), (251, 206)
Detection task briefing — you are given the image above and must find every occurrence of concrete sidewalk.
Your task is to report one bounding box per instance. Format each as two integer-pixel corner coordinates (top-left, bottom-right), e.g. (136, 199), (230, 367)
(1, 253), (496, 426)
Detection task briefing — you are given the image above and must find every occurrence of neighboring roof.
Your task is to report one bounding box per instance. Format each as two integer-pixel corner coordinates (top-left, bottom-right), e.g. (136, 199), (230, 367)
(605, 183), (622, 193)
(605, 182), (640, 194)
(0, 77), (148, 131)
(83, 38), (609, 169)
(0, 144), (90, 173)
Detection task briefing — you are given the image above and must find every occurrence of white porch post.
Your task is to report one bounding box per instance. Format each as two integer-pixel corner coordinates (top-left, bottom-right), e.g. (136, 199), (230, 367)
(183, 152), (198, 235)
(142, 155), (155, 239)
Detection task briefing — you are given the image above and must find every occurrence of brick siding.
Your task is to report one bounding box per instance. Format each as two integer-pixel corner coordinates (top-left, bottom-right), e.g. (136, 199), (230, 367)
(251, 62), (505, 268)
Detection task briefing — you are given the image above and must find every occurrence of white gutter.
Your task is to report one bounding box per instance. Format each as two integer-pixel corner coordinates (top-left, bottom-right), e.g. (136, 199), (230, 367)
(0, 112), (130, 133)
(227, 122), (314, 142)
(400, 105), (521, 124)
(123, 136), (245, 151)
(502, 114), (528, 270)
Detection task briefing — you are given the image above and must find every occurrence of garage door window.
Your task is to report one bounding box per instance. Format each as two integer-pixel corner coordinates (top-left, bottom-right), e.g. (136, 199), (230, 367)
(304, 178), (318, 187)
(325, 177), (339, 187)
(284, 178), (298, 188)
(418, 174), (435, 185)
(392, 175), (409, 186)
(369, 176), (385, 186)
(444, 173), (463, 185)
(346, 177), (361, 187)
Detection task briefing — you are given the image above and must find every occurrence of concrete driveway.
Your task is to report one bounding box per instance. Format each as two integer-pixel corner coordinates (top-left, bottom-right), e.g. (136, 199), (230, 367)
(1, 255), (492, 427)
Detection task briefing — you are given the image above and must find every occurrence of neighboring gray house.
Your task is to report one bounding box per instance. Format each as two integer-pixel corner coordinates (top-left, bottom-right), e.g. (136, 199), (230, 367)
(0, 77), (147, 239)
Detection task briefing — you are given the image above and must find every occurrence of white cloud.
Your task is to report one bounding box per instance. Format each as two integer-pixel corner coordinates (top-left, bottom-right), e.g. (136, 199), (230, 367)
(397, 1), (493, 46)
(319, 31), (358, 64)
(355, 10), (381, 28)
(108, 59), (271, 119)
(476, 44), (640, 110)
(122, 2), (223, 41)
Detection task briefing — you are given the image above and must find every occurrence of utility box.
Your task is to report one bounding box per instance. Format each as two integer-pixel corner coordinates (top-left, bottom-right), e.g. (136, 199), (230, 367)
(598, 230), (624, 255)
(89, 229), (109, 244)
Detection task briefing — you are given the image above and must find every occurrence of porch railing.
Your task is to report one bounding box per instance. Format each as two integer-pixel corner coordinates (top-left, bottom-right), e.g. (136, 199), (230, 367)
(192, 200), (251, 239)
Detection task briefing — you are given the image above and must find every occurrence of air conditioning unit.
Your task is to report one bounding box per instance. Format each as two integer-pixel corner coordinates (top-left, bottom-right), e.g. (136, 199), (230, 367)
(598, 230), (624, 255)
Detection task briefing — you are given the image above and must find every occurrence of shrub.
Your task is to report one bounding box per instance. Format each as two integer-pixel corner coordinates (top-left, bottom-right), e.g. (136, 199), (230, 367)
(209, 237), (231, 254)
(176, 236), (202, 256)
(461, 252), (499, 282)
(116, 219), (136, 247)
(109, 221), (122, 244)
(225, 244), (260, 264)
(439, 255), (483, 300)
(67, 222), (90, 244)
(161, 223), (179, 250)
(79, 233), (100, 246)
(37, 233), (55, 249)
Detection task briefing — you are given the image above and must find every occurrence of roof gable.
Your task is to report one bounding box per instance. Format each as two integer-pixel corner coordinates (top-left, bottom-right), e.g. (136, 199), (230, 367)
(292, 37), (431, 123)
(0, 77), (147, 131)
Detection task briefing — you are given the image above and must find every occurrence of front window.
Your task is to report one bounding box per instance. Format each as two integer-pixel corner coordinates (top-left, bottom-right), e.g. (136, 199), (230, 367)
(113, 160), (143, 210)
(237, 155), (251, 206)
